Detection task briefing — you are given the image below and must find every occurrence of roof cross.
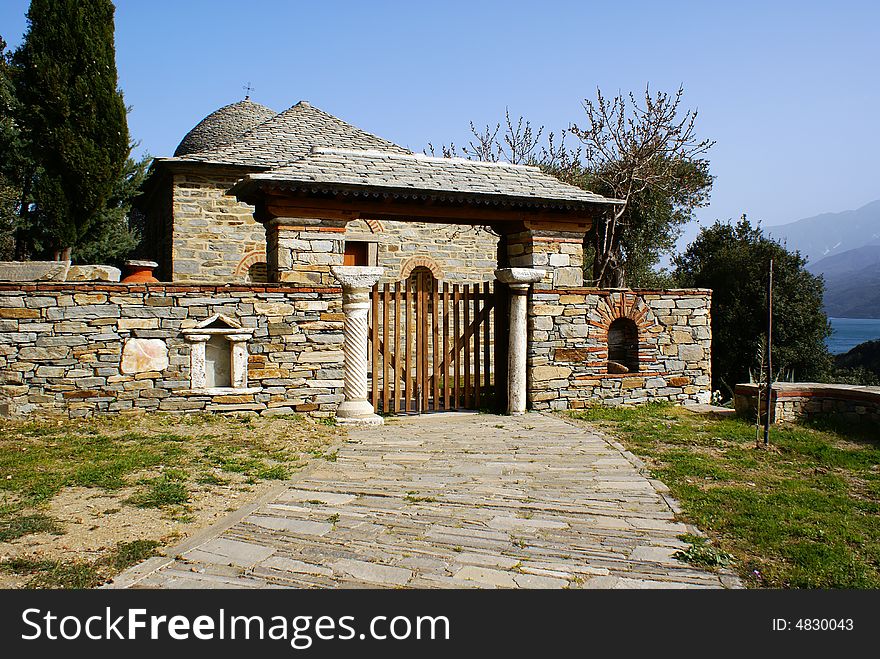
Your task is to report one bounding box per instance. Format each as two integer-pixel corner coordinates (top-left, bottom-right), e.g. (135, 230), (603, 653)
(242, 82), (254, 100)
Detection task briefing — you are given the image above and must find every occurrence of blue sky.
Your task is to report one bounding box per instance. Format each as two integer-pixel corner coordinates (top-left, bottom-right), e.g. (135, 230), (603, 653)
(2, 0), (879, 239)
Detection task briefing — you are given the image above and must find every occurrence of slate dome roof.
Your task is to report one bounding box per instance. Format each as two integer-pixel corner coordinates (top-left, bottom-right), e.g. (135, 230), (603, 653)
(173, 99), (277, 157)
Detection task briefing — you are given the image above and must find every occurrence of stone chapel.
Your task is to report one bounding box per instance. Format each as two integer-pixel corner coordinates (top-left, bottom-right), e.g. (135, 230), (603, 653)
(136, 98), (500, 284)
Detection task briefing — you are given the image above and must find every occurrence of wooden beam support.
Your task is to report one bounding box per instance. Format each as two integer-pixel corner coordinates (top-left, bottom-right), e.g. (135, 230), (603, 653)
(257, 191), (598, 229)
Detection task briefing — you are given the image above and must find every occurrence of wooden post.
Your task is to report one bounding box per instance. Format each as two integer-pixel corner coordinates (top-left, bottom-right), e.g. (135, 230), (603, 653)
(764, 259), (774, 446)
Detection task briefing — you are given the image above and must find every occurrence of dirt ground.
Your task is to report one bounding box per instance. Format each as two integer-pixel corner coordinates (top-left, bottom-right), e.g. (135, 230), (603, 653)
(0, 412), (345, 588)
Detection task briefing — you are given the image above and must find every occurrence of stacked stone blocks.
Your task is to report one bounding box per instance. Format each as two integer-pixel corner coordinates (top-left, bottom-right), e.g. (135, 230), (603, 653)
(0, 283), (345, 418)
(527, 288), (712, 410)
(734, 382), (880, 425)
(170, 170), (268, 281)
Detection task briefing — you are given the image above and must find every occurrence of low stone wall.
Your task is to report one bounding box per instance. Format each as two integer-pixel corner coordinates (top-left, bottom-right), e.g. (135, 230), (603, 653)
(0, 283), (344, 418)
(734, 382), (880, 425)
(528, 288), (712, 410)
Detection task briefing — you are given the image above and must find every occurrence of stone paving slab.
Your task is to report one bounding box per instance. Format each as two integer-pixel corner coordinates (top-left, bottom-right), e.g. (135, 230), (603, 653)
(112, 412), (741, 589)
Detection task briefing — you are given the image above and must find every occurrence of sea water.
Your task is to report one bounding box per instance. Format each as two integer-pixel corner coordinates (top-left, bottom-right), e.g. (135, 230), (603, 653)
(827, 317), (880, 354)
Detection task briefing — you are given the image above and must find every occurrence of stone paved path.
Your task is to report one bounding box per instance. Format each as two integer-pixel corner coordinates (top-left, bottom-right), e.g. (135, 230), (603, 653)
(112, 412), (740, 589)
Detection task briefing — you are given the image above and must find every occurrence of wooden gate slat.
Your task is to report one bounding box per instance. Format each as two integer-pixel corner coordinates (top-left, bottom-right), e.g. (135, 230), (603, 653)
(393, 282), (401, 413)
(432, 278), (439, 411)
(443, 282), (450, 411)
(473, 283), (481, 408)
(382, 283), (390, 414)
(404, 279), (412, 413)
(421, 273), (429, 412)
(453, 284), (460, 410)
(371, 286), (379, 408)
(414, 273), (422, 414)
(463, 285), (471, 409)
(483, 280), (491, 395)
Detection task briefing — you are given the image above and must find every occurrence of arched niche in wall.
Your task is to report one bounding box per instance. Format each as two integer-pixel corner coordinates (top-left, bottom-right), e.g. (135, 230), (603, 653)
(181, 314), (259, 393)
(607, 317), (640, 373)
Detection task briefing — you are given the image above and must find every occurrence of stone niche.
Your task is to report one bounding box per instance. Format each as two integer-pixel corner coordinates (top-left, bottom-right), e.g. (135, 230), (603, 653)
(181, 314), (258, 394)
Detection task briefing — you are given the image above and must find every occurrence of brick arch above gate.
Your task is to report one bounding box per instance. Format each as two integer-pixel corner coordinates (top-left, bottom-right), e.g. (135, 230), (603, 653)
(234, 251), (267, 277)
(400, 256), (444, 280)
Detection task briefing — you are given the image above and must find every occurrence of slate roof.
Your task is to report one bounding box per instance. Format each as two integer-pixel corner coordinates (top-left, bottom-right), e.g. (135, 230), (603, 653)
(174, 99), (277, 157)
(231, 148), (619, 209)
(169, 101), (410, 168)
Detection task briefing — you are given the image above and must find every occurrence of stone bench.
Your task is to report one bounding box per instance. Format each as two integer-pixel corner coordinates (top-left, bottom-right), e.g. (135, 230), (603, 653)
(734, 382), (880, 425)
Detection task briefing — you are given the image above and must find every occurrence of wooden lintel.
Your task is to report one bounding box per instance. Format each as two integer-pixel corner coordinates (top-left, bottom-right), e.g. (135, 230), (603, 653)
(265, 202), (358, 222)
(261, 192), (597, 227)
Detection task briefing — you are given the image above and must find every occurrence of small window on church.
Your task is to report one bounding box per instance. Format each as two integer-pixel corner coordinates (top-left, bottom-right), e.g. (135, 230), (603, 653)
(246, 262), (267, 283)
(344, 241), (377, 266)
(607, 318), (639, 373)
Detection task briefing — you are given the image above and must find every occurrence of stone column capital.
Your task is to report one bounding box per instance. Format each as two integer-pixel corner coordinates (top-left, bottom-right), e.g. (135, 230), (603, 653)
(183, 333), (210, 343)
(330, 266), (385, 291)
(494, 268), (546, 290)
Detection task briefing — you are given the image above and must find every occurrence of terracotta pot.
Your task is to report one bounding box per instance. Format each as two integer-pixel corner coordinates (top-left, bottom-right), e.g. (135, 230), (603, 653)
(122, 260), (160, 283)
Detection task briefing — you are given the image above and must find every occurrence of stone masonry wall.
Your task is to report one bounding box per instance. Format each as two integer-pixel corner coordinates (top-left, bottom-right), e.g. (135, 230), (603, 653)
(734, 382), (880, 425)
(0, 283), (344, 419)
(528, 288), (712, 410)
(160, 169), (500, 285)
(170, 169), (267, 282)
(345, 219), (499, 284)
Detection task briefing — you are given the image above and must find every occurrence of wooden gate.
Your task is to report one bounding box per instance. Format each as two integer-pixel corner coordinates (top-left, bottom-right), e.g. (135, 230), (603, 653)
(368, 270), (506, 414)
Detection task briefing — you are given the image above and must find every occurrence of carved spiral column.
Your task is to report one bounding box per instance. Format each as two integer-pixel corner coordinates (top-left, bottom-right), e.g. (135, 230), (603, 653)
(342, 288), (370, 403)
(330, 265), (385, 425)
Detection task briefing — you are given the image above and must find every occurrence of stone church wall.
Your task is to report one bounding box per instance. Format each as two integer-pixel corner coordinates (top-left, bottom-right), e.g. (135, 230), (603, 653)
(159, 171), (500, 285)
(344, 219), (499, 284)
(169, 169), (268, 283)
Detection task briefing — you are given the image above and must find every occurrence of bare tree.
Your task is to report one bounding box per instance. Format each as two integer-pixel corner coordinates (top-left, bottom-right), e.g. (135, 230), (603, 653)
(428, 109), (545, 165)
(570, 85), (714, 287)
(428, 88), (712, 287)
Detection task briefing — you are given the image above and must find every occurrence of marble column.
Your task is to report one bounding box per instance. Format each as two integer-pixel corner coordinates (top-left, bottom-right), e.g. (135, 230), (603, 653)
(495, 268), (546, 415)
(228, 335), (250, 389)
(330, 265), (385, 425)
(185, 334), (210, 390)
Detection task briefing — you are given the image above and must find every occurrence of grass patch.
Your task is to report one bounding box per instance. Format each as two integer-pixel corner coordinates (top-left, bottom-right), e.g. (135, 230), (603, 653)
(567, 404), (880, 588)
(404, 492), (438, 504)
(0, 412), (342, 549)
(1, 558), (103, 589)
(0, 513), (63, 542)
(674, 534), (734, 568)
(112, 539), (162, 570)
(1, 539), (163, 589)
(126, 474), (191, 509)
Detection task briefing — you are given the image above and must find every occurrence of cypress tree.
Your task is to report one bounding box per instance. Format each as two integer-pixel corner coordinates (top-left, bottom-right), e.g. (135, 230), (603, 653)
(15, 0), (128, 260)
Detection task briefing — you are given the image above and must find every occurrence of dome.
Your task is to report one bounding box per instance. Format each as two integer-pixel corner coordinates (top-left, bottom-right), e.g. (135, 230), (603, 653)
(173, 99), (277, 157)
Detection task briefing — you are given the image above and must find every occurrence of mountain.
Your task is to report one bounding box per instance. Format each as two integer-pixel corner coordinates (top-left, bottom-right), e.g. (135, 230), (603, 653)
(834, 339), (880, 382)
(766, 199), (880, 263)
(808, 245), (880, 318)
